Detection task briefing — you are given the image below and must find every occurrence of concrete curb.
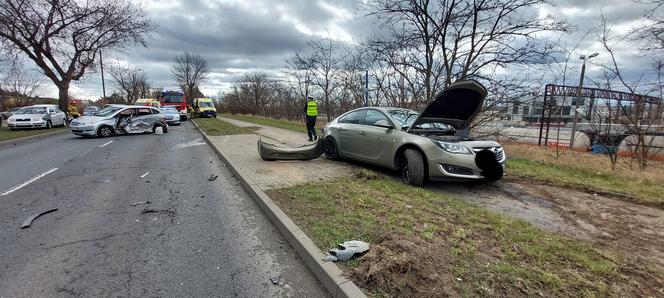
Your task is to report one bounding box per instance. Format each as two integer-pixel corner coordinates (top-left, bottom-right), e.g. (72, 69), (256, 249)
(191, 119), (366, 298)
(0, 128), (68, 147)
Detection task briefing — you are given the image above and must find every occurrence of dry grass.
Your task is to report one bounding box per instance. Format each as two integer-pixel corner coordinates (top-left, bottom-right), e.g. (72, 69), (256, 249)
(269, 172), (664, 297)
(504, 143), (664, 183)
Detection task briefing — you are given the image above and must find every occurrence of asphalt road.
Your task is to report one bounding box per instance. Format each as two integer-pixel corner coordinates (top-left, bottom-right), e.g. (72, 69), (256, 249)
(0, 122), (327, 297)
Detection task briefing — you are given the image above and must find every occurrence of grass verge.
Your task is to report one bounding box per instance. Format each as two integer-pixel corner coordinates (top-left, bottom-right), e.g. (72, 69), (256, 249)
(192, 118), (256, 135)
(508, 158), (664, 206)
(269, 171), (663, 297)
(0, 126), (65, 142)
(222, 114), (308, 133)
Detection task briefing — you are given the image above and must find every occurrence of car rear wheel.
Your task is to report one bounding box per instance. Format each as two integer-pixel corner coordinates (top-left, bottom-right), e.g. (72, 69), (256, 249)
(324, 137), (340, 160)
(402, 149), (425, 186)
(98, 125), (114, 138)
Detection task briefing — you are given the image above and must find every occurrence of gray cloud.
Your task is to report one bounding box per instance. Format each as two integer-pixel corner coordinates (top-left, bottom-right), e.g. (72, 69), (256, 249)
(31, 0), (660, 100)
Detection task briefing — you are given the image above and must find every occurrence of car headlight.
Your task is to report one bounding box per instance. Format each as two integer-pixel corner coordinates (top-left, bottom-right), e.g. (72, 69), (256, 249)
(432, 140), (471, 154)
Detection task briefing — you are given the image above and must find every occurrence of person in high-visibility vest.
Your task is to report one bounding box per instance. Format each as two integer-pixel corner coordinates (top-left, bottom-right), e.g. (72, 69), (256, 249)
(304, 96), (318, 141)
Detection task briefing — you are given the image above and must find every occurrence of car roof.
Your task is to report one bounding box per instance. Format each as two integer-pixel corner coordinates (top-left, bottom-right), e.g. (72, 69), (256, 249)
(30, 104), (57, 107)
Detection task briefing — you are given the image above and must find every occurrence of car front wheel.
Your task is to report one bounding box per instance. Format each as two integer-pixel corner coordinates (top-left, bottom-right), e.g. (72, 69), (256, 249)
(98, 126), (114, 138)
(402, 149), (425, 186)
(324, 137), (340, 160)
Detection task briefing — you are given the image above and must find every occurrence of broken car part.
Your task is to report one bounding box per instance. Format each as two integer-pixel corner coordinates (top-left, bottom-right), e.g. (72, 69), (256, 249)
(257, 138), (325, 161)
(130, 201), (151, 206)
(21, 208), (58, 229)
(323, 240), (370, 262)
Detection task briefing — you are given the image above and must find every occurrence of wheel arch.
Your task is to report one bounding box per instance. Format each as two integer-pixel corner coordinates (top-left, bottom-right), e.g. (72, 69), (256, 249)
(394, 143), (429, 179)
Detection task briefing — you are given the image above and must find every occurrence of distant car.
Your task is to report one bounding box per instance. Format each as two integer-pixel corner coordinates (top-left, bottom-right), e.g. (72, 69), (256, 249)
(6, 104), (67, 130)
(322, 80), (506, 186)
(159, 108), (181, 125)
(1, 107), (24, 120)
(192, 98), (217, 118)
(83, 106), (100, 116)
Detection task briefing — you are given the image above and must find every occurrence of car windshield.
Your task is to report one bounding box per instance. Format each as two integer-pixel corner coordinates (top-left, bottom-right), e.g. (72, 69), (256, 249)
(388, 109), (418, 126)
(16, 107), (47, 114)
(94, 106), (123, 117)
(162, 95), (184, 103)
(199, 101), (214, 107)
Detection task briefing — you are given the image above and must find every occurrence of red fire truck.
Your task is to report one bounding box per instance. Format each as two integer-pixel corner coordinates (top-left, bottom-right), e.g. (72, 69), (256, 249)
(159, 91), (188, 121)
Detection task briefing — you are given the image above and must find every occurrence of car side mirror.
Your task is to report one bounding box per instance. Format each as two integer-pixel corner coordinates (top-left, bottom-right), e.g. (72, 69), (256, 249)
(374, 120), (394, 129)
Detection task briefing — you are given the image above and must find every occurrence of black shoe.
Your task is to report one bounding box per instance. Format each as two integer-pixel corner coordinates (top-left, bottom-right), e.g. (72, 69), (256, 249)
(314, 136), (318, 140)
(308, 138), (313, 142)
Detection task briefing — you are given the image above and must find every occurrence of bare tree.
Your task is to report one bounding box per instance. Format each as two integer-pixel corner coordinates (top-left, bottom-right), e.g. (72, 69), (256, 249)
(0, 0), (154, 112)
(595, 15), (663, 169)
(0, 60), (41, 107)
(294, 38), (340, 121)
(109, 64), (150, 104)
(364, 0), (568, 106)
(171, 53), (208, 105)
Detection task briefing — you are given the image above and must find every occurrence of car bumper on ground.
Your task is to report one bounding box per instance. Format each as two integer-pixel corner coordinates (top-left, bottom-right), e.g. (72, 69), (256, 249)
(70, 125), (98, 136)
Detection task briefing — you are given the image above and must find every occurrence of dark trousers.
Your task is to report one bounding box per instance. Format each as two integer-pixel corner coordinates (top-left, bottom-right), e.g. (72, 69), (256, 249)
(306, 116), (317, 140)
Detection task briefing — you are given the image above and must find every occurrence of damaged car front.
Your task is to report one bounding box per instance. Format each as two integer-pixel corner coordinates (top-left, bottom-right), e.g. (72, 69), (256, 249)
(322, 79), (505, 186)
(70, 105), (168, 138)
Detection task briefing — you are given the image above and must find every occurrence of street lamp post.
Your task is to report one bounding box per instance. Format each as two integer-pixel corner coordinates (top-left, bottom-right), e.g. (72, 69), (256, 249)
(569, 52), (599, 148)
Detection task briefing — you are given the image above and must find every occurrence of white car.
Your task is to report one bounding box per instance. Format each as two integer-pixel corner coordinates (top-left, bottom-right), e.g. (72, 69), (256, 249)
(6, 104), (67, 130)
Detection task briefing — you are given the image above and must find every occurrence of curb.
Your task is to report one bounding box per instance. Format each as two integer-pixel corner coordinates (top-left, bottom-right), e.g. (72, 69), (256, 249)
(0, 128), (68, 147)
(191, 119), (366, 298)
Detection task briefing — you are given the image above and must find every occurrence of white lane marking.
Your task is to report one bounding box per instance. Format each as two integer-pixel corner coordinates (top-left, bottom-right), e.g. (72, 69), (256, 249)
(99, 140), (113, 148)
(1, 168), (59, 196)
(140, 172), (150, 178)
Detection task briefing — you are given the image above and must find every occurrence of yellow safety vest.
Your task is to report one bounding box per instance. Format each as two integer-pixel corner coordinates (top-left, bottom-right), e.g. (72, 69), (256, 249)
(306, 101), (318, 116)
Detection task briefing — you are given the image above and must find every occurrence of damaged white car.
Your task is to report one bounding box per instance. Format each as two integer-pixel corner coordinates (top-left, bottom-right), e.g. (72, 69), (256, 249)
(69, 105), (168, 138)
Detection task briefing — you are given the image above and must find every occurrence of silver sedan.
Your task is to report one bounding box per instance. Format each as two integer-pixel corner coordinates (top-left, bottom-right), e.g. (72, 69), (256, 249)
(70, 105), (168, 137)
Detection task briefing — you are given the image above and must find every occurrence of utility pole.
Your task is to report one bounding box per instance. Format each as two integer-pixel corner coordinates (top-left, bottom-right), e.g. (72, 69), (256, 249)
(364, 70), (369, 107)
(100, 49), (106, 99)
(569, 52), (599, 148)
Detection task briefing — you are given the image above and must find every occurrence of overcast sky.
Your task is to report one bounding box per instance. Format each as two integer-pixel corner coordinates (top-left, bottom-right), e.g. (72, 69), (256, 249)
(32, 0), (661, 100)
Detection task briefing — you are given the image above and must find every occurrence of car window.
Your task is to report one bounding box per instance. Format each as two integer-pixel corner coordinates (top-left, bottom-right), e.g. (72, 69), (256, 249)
(150, 108), (160, 114)
(137, 108), (151, 116)
(48, 108), (54, 114)
(363, 110), (390, 126)
(338, 110), (365, 124)
(118, 108), (135, 116)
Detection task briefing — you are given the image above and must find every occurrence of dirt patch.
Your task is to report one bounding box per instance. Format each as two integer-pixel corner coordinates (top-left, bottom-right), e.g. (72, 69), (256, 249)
(350, 235), (456, 297)
(428, 177), (664, 269)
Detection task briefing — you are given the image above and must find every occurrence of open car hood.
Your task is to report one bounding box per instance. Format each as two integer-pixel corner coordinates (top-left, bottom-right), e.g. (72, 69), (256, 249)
(408, 79), (487, 131)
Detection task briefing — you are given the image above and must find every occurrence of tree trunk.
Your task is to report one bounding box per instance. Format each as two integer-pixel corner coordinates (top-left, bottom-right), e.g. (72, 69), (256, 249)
(57, 83), (70, 114)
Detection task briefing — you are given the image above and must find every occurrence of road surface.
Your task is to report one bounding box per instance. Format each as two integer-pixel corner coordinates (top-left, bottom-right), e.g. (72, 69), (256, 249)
(0, 122), (327, 297)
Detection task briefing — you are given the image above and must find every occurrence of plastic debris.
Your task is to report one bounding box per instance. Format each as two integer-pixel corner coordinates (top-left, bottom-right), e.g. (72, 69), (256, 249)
(208, 174), (218, 181)
(130, 201), (151, 206)
(270, 276), (281, 285)
(21, 208), (58, 229)
(323, 240), (370, 262)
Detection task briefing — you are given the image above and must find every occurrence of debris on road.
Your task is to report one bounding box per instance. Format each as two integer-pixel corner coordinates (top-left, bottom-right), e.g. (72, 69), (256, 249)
(323, 240), (370, 262)
(208, 174), (218, 181)
(270, 276), (281, 285)
(130, 201), (151, 206)
(21, 208), (58, 229)
(258, 138), (324, 161)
